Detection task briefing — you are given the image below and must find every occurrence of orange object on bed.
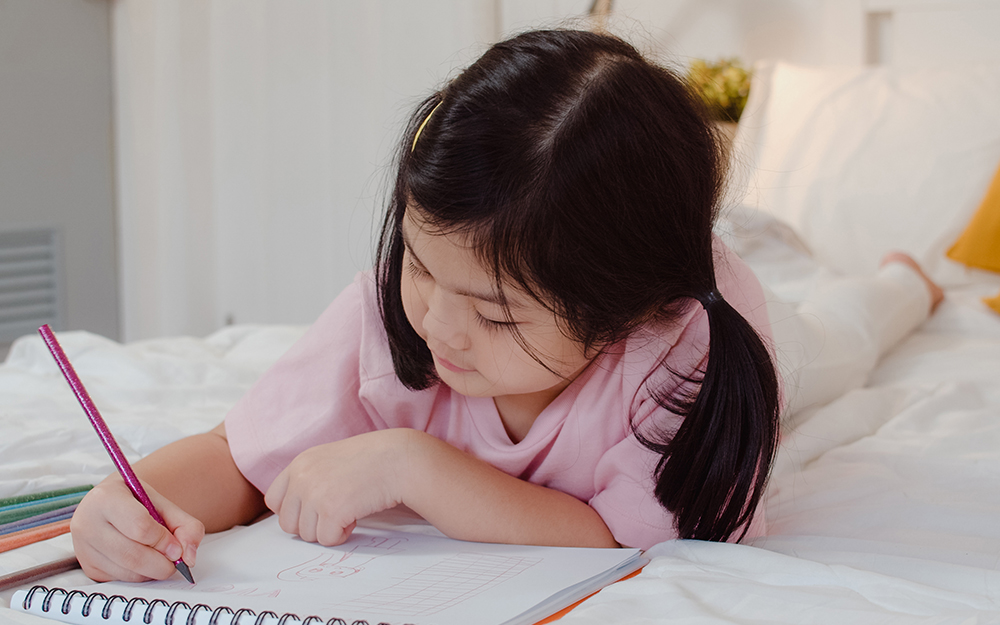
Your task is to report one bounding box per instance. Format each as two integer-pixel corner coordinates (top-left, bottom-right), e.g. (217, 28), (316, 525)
(0, 519), (72, 554)
(948, 160), (1000, 275)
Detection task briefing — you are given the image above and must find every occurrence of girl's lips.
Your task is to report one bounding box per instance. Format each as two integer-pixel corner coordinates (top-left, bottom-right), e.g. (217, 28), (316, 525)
(435, 354), (475, 373)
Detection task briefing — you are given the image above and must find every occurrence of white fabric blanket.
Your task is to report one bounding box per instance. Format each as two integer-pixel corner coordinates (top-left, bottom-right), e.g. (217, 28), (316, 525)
(0, 326), (307, 498)
(2, 216), (1000, 624)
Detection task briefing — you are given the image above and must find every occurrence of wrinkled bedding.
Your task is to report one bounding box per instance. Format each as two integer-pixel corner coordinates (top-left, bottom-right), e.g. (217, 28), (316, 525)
(0, 325), (306, 499)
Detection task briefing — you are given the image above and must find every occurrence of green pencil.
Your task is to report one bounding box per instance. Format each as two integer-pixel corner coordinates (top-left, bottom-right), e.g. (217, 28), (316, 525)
(0, 485), (92, 509)
(0, 494), (88, 525)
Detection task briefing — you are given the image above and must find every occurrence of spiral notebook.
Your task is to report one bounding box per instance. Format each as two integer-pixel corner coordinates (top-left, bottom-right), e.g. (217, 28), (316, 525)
(12, 514), (644, 625)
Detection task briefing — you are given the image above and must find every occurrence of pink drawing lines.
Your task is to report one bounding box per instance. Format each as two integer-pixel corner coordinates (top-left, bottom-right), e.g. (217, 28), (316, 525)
(337, 552), (542, 616)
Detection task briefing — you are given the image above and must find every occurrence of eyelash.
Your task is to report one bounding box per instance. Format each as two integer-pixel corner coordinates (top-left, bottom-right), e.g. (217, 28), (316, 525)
(406, 259), (429, 278)
(475, 312), (517, 332)
(406, 257), (516, 331)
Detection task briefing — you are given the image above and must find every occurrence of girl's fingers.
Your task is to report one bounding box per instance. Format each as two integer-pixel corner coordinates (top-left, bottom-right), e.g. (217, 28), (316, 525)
(266, 469), (312, 540)
(267, 479), (354, 546)
(73, 515), (175, 582)
(76, 546), (150, 583)
(296, 507), (319, 544)
(73, 477), (203, 582)
(263, 471), (288, 515)
(316, 519), (355, 547)
(275, 495), (302, 538)
(150, 491), (205, 568)
(111, 500), (174, 551)
(107, 505), (187, 576)
(86, 481), (204, 579)
(179, 538), (199, 569)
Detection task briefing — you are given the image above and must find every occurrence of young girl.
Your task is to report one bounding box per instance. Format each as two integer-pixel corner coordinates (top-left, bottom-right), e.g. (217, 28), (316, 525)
(71, 29), (782, 582)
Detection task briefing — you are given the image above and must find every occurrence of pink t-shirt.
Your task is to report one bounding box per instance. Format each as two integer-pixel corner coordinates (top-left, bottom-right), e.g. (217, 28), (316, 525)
(225, 240), (773, 550)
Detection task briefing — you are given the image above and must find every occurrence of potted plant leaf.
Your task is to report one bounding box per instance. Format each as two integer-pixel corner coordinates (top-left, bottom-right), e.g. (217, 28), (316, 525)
(686, 58), (751, 153)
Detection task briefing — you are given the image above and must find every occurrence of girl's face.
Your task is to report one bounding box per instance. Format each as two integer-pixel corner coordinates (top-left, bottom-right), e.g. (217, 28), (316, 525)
(399, 209), (593, 411)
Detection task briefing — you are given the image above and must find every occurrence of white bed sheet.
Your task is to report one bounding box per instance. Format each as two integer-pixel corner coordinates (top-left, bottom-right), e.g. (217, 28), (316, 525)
(2, 223), (1000, 624)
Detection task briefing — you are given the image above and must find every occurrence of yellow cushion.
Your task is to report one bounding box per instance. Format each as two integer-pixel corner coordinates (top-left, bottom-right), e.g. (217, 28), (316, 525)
(985, 290), (1000, 315)
(948, 162), (1000, 273)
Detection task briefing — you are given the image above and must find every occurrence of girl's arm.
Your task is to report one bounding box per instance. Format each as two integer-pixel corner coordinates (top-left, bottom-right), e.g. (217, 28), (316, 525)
(264, 428), (620, 549)
(71, 423), (266, 582)
(133, 422), (266, 531)
(404, 430), (621, 547)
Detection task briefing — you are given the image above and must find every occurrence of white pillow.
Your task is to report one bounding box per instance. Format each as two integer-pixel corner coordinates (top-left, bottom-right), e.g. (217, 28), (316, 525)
(733, 61), (1000, 282)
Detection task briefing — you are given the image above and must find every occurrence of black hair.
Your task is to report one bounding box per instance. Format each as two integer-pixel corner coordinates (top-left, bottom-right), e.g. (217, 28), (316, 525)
(375, 29), (780, 542)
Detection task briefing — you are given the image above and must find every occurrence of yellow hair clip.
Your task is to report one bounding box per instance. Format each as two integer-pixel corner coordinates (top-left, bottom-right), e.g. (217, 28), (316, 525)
(411, 100), (443, 153)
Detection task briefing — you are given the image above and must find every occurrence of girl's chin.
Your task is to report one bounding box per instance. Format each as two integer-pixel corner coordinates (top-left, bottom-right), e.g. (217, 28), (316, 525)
(434, 368), (495, 398)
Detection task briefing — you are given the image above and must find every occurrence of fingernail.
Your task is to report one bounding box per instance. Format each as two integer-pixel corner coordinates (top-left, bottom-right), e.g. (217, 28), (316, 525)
(186, 544), (198, 566)
(166, 543), (182, 561)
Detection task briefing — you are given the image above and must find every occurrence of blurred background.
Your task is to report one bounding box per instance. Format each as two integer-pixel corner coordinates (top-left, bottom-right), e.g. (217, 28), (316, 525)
(2, 0), (999, 356)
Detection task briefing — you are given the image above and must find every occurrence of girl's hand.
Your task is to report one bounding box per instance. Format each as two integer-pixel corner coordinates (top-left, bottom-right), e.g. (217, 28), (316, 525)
(264, 429), (409, 546)
(265, 429), (618, 549)
(71, 476), (204, 583)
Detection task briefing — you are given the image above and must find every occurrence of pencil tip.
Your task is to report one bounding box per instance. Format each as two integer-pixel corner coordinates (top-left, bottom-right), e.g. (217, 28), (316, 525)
(175, 560), (195, 584)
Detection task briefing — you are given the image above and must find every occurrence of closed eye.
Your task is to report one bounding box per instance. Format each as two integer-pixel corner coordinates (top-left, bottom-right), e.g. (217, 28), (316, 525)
(475, 311), (518, 331)
(406, 258), (430, 278)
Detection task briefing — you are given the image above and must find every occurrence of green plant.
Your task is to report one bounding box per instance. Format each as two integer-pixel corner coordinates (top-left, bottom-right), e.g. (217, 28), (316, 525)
(686, 58), (751, 123)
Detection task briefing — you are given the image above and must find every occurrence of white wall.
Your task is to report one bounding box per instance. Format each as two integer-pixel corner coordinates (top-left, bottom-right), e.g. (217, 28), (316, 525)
(0, 0), (119, 343)
(115, 0), (1000, 341)
(499, 0), (594, 34)
(605, 0), (866, 67)
(114, 0), (497, 341)
(865, 0), (1000, 66)
(113, 0), (868, 341)
(605, 0), (1000, 70)
(211, 1), (496, 333)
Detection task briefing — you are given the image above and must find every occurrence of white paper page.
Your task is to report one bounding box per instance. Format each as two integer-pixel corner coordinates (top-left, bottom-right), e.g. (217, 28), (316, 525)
(15, 516), (642, 625)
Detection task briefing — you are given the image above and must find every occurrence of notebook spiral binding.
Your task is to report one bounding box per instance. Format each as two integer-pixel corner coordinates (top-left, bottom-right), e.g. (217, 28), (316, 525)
(23, 586), (408, 625)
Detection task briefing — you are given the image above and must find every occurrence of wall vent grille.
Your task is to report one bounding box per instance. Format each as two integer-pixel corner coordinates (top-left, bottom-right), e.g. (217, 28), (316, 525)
(0, 228), (62, 344)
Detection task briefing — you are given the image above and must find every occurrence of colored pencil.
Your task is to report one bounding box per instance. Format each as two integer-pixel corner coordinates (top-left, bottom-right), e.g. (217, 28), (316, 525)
(0, 505), (77, 536)
(37, 325), (194, 584)
(0, 485), (91, 509)
(0, 491), (89, 514)
(0, 494), (86, 525)
(0, 556), (80, 592)
(0, 519), (72, 553)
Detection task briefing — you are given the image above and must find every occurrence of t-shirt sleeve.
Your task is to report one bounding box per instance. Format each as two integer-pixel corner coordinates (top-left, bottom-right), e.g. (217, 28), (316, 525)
(589, 431), (679, 550)
(225, 274), (383, 494)
(588, 320), (706, 550)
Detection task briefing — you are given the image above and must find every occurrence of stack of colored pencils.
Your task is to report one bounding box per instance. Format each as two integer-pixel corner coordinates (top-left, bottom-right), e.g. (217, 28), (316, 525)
(0, 485), (92, 553)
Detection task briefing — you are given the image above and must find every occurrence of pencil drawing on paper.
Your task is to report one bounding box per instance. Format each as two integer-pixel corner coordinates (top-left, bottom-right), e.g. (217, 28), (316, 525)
(278, 536), (409, 580)
(157, 580), (282, 599)
(336, 552), (543, 616)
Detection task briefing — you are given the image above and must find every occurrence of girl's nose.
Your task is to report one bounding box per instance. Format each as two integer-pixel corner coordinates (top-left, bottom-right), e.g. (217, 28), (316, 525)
(422, 288), (471, 351)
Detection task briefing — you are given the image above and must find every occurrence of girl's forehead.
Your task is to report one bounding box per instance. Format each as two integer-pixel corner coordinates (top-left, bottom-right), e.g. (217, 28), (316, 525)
(401, 208), (479, 261)
(402, 207), (463, 242)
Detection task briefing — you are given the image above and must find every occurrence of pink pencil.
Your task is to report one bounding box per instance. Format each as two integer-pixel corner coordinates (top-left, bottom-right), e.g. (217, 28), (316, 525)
(37, 325), (194, 583)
